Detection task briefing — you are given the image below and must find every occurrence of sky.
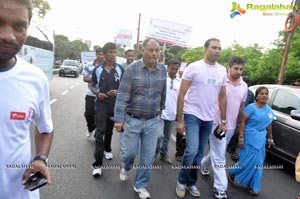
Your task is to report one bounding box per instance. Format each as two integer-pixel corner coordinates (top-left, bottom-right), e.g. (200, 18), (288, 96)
(43, 0), (293, 50)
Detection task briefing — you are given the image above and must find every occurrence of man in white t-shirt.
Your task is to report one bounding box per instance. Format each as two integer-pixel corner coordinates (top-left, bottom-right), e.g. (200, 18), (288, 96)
(0, 0), (54, 198)
(82, 47), (104, 138)
(156, 59), (181, 164)
(175, 38), (227, 198)
(201, 56), (248, 199)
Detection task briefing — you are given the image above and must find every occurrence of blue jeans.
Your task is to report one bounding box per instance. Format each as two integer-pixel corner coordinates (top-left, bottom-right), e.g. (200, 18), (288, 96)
(121, 114), (160, 189)
(178, 114), (213, 186)
(156, 119), (175, 155)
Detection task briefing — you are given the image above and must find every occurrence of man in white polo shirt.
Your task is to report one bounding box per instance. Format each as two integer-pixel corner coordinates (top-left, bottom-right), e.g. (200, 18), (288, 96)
(201, 56), (248, 199)
(0, 0), (54, 198)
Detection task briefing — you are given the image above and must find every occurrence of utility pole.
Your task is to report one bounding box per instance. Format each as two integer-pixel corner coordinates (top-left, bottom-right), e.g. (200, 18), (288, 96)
(277, 0), (300, 84)
(135, 13), (141, 59)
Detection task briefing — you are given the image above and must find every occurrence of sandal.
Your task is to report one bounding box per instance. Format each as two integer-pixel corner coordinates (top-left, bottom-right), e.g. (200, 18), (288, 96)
(231, 152), (239, 162)
(248, 189), (259, 196)
(228, 173), (235, 184)
(175, 156), (182, 162)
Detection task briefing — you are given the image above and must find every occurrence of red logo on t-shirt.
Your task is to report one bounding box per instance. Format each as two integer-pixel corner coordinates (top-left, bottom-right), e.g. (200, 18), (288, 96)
(10, 112), (26, 120)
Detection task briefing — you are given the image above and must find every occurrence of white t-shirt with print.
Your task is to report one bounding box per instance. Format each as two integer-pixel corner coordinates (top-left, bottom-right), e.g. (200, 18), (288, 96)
(0, 56), (53, 199)
(182, 59), (227, 121)
(161, 75), (181, 121)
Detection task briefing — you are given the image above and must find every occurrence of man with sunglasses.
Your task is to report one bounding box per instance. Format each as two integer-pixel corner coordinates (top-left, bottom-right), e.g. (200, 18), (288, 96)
(155, 59), (181, 164)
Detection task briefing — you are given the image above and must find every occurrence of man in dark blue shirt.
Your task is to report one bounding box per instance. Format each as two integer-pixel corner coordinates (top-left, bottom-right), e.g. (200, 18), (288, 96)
(91, 42), (124, 176)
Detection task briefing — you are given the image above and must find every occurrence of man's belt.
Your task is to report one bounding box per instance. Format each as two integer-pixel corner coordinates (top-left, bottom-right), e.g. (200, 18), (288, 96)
(127, 112), (158, 120)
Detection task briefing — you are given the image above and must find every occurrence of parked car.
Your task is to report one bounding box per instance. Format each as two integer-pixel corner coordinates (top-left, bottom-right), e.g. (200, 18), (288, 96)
(59, 59), (81, 78)
(249, 84), (300, 165)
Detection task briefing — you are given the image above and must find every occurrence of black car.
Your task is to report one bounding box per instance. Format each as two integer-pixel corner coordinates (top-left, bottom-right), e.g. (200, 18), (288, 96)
(249, 84), (300, 165)
(59, 60), (81, 78)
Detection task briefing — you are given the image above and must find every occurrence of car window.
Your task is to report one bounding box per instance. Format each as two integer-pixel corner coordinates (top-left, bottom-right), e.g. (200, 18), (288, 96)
(272, 90), (300, 114)
(63, 60), (77, 66)
(268, 88), (275, 101)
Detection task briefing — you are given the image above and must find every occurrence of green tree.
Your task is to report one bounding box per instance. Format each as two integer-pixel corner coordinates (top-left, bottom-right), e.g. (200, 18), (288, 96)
(229, 43), (263, 83)
(181, 47), (204, 63)
(254, 49), (282, 84)
(164, 45), (186, 63)
(285, 28), (300, 82)
(55, 35), (89, 61)
(54, 35), (70, 61)
(32, 0), (51, 18)
(70, 40), (89, 60)
(117, 47), (125, 58)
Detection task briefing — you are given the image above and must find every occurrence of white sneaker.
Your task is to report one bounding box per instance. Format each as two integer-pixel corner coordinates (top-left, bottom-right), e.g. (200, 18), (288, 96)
(133, 186), (151, 199)
(120, 168), (129, 181)
(200, 158), (210, 176)
(92, 168), (102, 176)
(86, 130), (92, 138)
(200, 167), (210, 176)
(104, 151), (113, 160)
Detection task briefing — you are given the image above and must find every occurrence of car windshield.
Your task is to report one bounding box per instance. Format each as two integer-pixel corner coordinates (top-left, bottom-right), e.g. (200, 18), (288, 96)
(63, 60), (77, 66)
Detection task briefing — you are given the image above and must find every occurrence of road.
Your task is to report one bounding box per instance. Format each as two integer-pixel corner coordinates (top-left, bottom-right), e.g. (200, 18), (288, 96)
(36, 74), (299, 199)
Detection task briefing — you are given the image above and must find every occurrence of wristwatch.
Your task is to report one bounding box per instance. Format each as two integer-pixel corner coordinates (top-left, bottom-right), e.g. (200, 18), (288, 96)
(32, 155), (48, 166)
(221, 120), (227, 124)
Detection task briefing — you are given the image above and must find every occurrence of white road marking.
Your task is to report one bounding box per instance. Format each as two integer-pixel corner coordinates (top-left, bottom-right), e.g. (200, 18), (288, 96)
(70, 85), (75, 89)
(62, 90), (69, 95)
(50, 99), (57, 105)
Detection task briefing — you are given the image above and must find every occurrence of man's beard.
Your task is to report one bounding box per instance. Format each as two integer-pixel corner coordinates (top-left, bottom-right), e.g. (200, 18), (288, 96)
(0, 41), (20, 61)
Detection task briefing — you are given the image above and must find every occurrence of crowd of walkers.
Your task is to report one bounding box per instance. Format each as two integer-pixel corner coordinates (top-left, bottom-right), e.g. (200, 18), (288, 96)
(82, 38), (279, 199)
(1, 0), (298, 199)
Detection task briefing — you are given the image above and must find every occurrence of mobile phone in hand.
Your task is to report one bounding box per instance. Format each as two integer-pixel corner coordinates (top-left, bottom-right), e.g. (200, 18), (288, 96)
(25, 172), (47, 191)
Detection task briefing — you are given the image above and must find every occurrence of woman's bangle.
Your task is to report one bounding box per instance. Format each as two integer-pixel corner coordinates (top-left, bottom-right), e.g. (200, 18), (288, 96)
(267, 139), (274, 143)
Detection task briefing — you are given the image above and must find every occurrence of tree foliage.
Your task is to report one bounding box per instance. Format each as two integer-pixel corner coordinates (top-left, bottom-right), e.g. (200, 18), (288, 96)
(176, 31), (300, 85)
(32, 0), (50, 18)
(54, 35), (88, 61)
(54, 25), (300, 83)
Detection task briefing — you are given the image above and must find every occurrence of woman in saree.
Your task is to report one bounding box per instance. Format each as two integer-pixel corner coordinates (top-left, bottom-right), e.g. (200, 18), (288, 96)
(228, 86), (275, 196)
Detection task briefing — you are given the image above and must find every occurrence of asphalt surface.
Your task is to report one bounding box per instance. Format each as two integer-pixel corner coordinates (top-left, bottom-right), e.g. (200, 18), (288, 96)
(31, 74), (300, 199)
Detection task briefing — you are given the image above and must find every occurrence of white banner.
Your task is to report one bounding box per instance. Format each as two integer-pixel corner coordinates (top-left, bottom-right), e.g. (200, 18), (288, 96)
(81, 52), (96, 64)
(80, 51), (126, 65)
(116, 29), (133, 47)
(20, 45), (54, 80)
(147, 18), (192, 48)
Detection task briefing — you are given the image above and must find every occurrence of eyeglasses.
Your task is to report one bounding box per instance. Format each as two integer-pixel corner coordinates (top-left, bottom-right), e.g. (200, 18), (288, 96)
(170, 79), (173, 90)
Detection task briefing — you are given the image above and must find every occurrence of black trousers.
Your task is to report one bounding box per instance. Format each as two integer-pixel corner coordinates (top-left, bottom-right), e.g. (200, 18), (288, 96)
(93, 110), (114, 167)
(228, 127), (239, 152)
(84, 95), (96, 133)
(175, 132), (186, 158)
